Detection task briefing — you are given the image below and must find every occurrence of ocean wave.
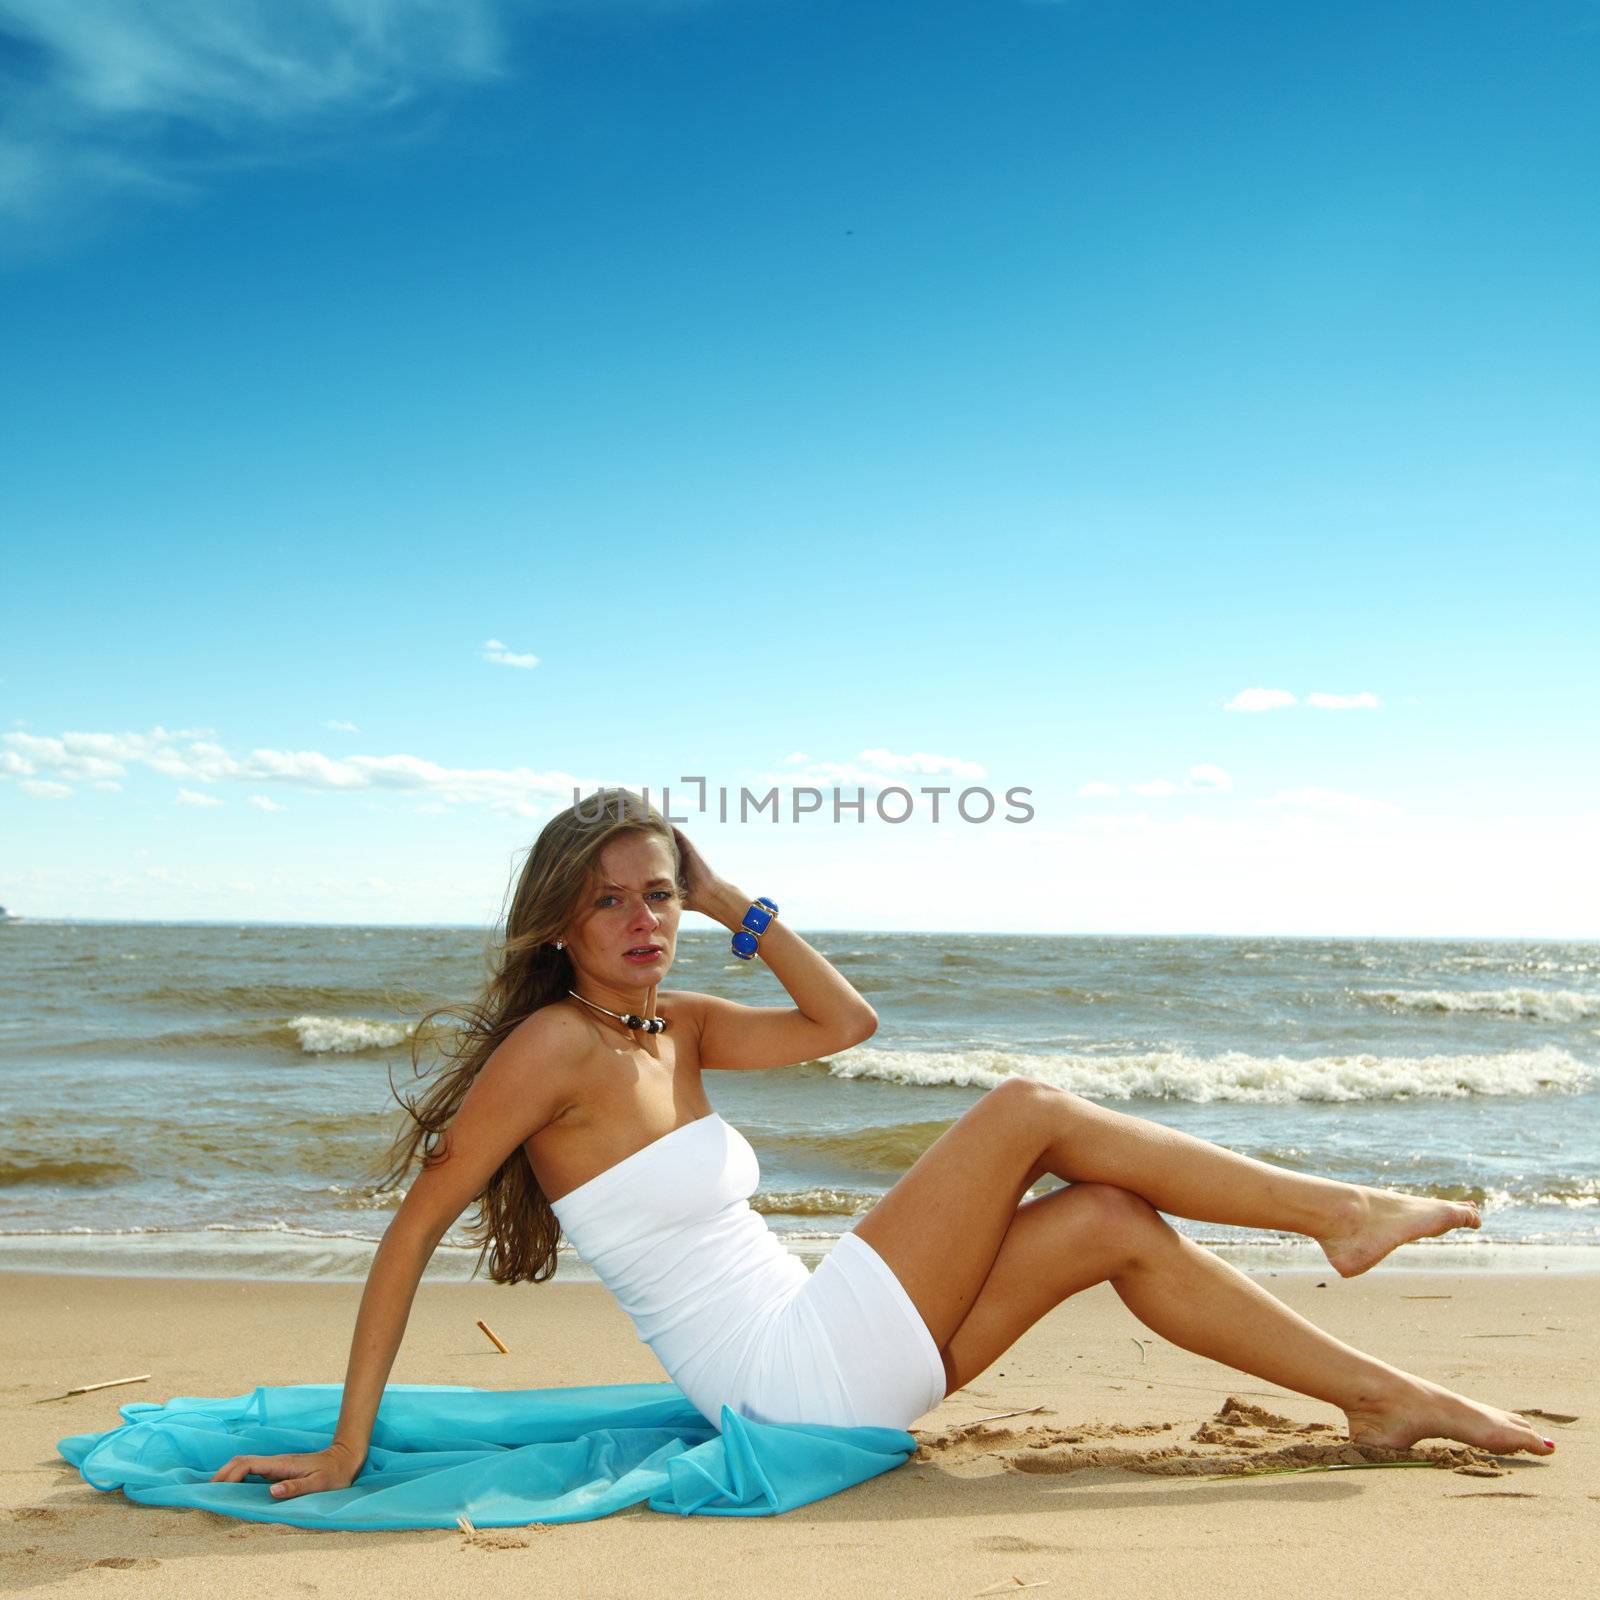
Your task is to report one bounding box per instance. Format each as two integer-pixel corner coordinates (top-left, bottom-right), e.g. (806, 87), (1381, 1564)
(751, 1187), (880, 1218)
(1356, 988), (1600, 1022)
(38, 1015), (419, 1059)
(0, 1156), (138, 1187)
(287, 1015), (416, 1054)
(132, 981), (430, 1013)
(324, 1181), (410, 1210)
(825, 1044), (1596, 1103)
(770, 1120), (953, 1171)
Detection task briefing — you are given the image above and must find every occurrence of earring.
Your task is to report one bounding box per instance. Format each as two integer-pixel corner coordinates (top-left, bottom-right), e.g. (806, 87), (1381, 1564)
(554, 940), (564, 950)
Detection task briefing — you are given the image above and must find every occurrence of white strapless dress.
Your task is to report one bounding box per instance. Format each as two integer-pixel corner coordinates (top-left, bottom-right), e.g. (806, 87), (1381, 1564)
(548, 1110), (946, 1433)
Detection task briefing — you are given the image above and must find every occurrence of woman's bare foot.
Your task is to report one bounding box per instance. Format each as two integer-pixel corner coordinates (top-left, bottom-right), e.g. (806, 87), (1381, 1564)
(1317, 1185), (1480, 1278)
(1346, 1376), (1556, 1458)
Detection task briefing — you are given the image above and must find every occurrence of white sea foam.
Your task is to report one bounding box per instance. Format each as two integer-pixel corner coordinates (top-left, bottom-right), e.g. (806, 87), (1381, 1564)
(827, 1044), (1596, 1103)
(287, 1014), (415, 1053)
(1358, 988), (1600, 1022)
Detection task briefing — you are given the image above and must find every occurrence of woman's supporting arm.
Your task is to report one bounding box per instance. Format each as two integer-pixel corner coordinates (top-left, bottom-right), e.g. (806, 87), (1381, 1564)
(210, 1009), (582, 1497)
(329, 1214), (441, 1463)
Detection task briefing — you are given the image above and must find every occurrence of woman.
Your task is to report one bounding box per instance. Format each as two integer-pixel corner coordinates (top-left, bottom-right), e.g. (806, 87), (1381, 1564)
(211, 789), (1555, 1502)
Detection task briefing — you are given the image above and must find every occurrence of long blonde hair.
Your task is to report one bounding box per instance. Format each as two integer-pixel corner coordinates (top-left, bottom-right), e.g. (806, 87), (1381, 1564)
(372, 787), (684, 1284)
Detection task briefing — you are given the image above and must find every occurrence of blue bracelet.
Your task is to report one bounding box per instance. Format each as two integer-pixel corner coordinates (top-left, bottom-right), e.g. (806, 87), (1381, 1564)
(730, 897), (779, 960)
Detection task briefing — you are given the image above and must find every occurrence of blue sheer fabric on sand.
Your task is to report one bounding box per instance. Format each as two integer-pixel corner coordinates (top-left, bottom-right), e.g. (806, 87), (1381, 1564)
(57, 1380), (918, 1528)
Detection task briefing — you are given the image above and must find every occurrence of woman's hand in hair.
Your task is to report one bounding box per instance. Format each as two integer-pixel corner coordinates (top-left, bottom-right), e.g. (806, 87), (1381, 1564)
(672, 826), (738, 920)
(209, 1441), (365, 1500)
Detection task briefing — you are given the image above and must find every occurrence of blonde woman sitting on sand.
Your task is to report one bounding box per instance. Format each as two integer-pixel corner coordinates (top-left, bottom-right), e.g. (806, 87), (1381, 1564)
(211, 789), (1556, 1501)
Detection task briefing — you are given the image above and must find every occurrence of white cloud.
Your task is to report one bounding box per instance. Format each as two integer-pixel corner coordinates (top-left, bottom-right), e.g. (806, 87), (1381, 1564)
(248, 794), (284, 811)
(0, 723), (585, 820)
(769, 748), (988, 788)
(0, 0), (514, 230)
(779, 751), (810, 766)
(20, 777), (71, 798)
(1258, 786), (1402, 819)
(858, 747), (986, 779)
(1081, 766), (1230, 802)
(1224, 688), (1297, 713)
(324, 719), (359, 733)
(176, 787), (223, 807)
(481, 638), (540, 670)
(1306, 691), (1380, 710)
(1184, 764), (1233, 793)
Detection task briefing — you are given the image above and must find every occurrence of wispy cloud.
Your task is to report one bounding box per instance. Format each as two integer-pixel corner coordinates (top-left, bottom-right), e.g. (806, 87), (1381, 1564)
(1184, 764), (1232, 792)
(758, 748), (987, 788)
(1259, 786), (1401, 819)
(176, 786), (223, 807)
(324, 719), (360, 733)
(1306, 691), (1380, 710)
(248, 793), (284, 811)
(1080, 765), (1232, 800)
(0, 0), (513, 230)
(1225, 687), (1381, 713)
(481, 637), (540, 670)
(0, 723), (582, 818)
(1224, 687), (1297, 713)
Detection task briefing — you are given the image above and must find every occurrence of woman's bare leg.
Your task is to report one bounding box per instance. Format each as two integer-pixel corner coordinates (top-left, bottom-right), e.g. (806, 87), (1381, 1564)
(856, 1079), (1480, 1369)
(937, 1178), (1554, 1458)
(1110, 1198), (1553, 1456)
(1031, 1083), (1479, 1277)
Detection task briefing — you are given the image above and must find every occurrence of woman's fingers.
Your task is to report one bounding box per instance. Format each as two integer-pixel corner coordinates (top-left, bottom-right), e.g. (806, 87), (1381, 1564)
(209, 1452), (312, 1486)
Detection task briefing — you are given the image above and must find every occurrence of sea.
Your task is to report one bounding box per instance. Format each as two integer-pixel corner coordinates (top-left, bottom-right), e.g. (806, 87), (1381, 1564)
(2, 920), (1596, 1282)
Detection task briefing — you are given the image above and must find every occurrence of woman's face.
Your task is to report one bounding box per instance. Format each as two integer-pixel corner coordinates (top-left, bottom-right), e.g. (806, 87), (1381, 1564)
(564, 831), (681, 991)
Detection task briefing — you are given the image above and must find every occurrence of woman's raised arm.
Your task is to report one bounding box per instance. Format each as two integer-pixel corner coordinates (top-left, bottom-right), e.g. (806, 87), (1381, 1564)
(673, 826), (878, 1071)
(209, 1008), (581, 1499)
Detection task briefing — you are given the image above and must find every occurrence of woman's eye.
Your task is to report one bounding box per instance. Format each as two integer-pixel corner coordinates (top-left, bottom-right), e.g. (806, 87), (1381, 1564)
(648, 890), (673, 901)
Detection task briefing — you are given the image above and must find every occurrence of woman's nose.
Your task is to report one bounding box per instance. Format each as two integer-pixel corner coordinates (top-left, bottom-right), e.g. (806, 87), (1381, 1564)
(630, 899), (661, 931)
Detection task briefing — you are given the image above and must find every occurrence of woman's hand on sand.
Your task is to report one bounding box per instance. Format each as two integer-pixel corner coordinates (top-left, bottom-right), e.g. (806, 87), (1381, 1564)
(209, 1441), (363, 1499)
(673, 826), (738, 919)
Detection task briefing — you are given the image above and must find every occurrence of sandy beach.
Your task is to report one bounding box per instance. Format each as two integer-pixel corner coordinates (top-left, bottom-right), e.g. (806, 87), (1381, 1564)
(3, 1265), (1591, 1598)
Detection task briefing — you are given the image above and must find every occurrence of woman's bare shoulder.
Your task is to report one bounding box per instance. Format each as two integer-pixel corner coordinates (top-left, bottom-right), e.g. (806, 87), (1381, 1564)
(497, 1003), (606, 1082)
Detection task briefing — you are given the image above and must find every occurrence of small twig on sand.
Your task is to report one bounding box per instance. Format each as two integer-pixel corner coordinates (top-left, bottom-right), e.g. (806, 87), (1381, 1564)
(974, 1580), (1052, 1596)
(1205, 1460), (1437, 1480)
(475, 1320), (509, 1354)
(456, 1515), (478, 1536)
(949, 1405), (1050, 1432)
(34, 1374), (151, 1404)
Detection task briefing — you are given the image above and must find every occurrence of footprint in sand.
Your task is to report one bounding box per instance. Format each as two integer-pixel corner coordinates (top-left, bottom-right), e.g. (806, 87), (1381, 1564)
(463, 1531), (533, 1551)
(972, 1534), (1062, 1554)
(920, 1398), (1506, 1481)
(92, 1557), (161, 1570)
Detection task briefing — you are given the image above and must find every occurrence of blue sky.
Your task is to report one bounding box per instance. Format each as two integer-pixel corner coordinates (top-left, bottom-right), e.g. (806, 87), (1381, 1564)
(2, 0), (1596, 935)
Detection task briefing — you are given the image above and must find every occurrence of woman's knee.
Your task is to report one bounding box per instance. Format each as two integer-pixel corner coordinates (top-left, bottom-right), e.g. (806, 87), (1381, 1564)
(986, 1076), (1088, 1122)
(1068, 1182), (1170, 1270)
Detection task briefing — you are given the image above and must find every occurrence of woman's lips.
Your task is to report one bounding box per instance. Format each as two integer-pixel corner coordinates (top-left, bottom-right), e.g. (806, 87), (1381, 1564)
(624, 946), (664, 963)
